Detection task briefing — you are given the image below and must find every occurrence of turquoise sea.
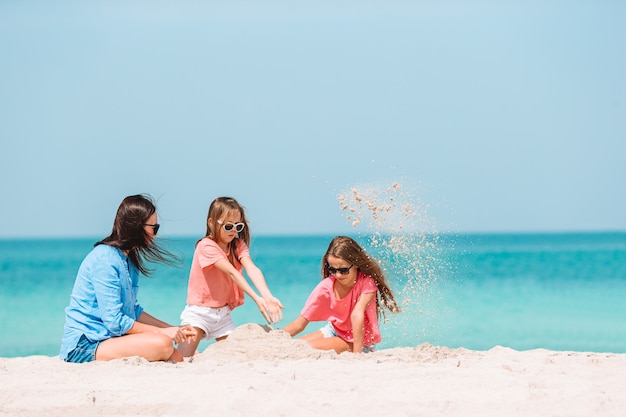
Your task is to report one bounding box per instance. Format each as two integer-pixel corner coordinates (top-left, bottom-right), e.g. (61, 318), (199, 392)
(1, 232), (625, 358)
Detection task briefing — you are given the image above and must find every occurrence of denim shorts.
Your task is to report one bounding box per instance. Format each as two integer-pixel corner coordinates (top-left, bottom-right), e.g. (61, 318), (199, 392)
(319, 322), (376, 353)
(65, 334), (101, 363)
(319, 322), (339, 338)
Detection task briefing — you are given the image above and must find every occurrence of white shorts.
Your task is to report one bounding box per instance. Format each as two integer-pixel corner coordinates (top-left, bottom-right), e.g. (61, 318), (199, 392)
(180, 304), (235, 340)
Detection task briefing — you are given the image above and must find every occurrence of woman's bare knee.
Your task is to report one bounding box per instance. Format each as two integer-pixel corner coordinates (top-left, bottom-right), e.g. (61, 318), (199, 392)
(153, 334), (176, 361)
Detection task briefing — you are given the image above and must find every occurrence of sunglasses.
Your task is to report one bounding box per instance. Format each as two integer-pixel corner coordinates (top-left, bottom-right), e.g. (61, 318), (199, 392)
(217, 220), (245, 233)
(326, 264), (353, 275)
(145, 223), (160, 235)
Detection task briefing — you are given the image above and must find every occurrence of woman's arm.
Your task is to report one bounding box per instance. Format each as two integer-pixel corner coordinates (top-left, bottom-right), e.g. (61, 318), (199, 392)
(240, 256), (284, 323)
(136, 311), (171, 328)
(350, 292), (376, 353)
(91, 261), (137, 336)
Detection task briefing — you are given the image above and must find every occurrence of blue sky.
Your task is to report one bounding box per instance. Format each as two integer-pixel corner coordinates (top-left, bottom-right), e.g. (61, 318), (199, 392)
(1, 1), (624, 238)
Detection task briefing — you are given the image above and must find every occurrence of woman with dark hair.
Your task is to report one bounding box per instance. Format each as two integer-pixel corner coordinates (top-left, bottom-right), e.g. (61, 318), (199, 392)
(60, 194), (196, 363)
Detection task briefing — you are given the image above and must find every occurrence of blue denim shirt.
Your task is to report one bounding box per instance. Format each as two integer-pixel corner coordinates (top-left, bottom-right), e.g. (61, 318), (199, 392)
(60, 244), (143, 360)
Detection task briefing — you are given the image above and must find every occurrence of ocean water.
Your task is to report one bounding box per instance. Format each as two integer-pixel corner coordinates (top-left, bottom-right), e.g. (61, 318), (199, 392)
(1, 232), (625, 358)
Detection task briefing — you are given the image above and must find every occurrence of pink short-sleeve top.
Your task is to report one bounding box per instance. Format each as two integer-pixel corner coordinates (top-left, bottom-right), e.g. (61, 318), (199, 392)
(186, 238), (250, 310)
(300, 271), (381, 345)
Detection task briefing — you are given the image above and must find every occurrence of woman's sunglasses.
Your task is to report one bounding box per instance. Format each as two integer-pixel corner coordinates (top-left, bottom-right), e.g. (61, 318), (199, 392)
(326, 264), (353, 275)
(144, 223), (160, 235)
(217, 220), (245, 233)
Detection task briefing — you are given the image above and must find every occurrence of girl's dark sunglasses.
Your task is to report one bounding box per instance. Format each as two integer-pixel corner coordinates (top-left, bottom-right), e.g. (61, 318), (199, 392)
(218, 220), (245, 233)
(326, 264), (353, 275)
(145, 223), (160, 235)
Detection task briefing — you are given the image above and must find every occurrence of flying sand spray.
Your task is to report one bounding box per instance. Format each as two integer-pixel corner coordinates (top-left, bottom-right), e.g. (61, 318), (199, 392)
(337, 180), (449, 346)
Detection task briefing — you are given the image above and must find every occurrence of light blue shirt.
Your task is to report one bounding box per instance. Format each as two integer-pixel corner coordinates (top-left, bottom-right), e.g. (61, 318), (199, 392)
(60, 244), (144, 360)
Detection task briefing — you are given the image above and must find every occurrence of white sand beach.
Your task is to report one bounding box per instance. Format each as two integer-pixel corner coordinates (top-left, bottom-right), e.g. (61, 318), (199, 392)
(1, 323), (624, 417)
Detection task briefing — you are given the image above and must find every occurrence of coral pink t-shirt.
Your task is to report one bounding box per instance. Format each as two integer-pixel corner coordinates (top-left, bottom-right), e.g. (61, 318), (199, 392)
(186, 238), (250, 310)
(300, 271), (381, 345)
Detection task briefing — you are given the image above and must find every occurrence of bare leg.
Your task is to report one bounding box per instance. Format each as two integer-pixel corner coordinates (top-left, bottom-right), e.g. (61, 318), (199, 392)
(168, 348), (184, 363)
(300, 331), (351, 353)
(177, 327), (205, 357)
(96, 333), (177, 362)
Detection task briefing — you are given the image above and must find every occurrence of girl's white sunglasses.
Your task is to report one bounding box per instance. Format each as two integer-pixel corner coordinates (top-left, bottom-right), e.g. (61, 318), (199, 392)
(217, 220), (245, 233)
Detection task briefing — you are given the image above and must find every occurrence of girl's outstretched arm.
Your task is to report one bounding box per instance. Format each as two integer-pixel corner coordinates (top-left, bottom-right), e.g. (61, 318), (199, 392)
(350, 292), (376, 353)
(213, 258), (271, 324)
(282, 316), (309, 337)
(240, 256), (284, 323)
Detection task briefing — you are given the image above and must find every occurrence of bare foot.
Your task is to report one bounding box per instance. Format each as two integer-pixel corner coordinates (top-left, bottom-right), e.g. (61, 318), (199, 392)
(168, 348), (184, 363)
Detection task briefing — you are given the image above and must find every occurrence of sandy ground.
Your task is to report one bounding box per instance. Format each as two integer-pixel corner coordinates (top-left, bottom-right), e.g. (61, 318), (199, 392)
(1, 323), (624, 417)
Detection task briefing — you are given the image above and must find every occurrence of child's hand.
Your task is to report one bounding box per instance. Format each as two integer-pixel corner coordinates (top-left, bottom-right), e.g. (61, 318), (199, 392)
(264, 296), (284, 324)
(179, 325), (197, 343)
(160, 326), (187, 344)
(254, 297), (272, 324)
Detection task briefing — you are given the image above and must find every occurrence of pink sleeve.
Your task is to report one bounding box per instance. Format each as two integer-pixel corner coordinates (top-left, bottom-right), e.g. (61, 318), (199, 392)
(300, 278), (334, 322)
(196, 239), (250, 270)
(359, 274), (378, 294)
(234, 239), (250, 262)
(196, 239), (225, 269)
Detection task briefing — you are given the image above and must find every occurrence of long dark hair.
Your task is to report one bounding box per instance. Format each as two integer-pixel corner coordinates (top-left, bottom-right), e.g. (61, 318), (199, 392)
(200, 196), (250, 265)
(322, 236), (400, 318)
(96, 194), (180, 275)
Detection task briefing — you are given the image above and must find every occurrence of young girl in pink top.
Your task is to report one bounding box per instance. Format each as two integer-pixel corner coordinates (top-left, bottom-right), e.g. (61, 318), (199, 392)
(177, 197), (283, 357)
(283, 236), (399, 353)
